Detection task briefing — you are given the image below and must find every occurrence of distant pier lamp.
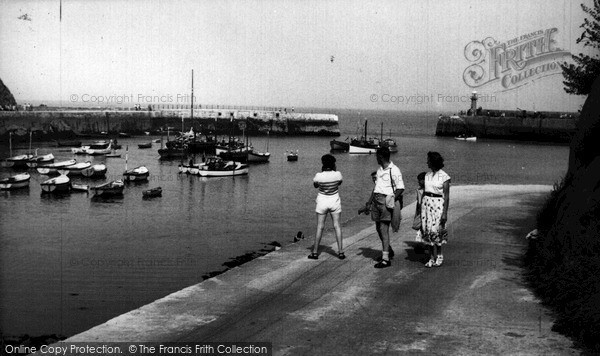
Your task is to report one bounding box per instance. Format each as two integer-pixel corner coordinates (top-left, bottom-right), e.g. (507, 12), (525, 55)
(470, 91), (478, 116)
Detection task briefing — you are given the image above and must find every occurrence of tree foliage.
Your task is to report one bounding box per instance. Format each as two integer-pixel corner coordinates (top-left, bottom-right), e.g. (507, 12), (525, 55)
(561, 0), (600, 95)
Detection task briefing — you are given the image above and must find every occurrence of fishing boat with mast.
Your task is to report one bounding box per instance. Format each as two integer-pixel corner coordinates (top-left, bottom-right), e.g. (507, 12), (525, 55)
(122, 146), (149, 181)
(247, 147), (270, 163)
(246, 128), (270, 163)
(158, 136), (187, 159)
(0, 132), (34, 168)
(349, 119), (380, 154)
(123, 166), (149, 181)
(379, 124), (398, 153)
(330, 137), (350, 151)
(160, 70), (198, 160)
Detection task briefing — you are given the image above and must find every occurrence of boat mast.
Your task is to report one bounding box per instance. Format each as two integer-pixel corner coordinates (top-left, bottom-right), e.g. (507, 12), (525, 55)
(191, 69), (194, 142)
(364, 119), (368, 141)
(380, 122), (383, 141)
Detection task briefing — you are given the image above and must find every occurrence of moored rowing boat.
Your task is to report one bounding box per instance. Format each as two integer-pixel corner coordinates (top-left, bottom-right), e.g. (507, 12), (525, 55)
(40, 175), (71, 194)
(0, 173), (31, 190)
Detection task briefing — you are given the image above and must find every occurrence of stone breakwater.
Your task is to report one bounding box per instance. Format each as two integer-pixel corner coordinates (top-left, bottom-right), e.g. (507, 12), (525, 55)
(0, 109), (340, 142)
(435, 112), (577, 143)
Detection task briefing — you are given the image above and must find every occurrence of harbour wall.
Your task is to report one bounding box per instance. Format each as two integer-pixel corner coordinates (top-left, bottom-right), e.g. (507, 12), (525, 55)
(0, 109), (340, 143)
(435, 113), (577, 142)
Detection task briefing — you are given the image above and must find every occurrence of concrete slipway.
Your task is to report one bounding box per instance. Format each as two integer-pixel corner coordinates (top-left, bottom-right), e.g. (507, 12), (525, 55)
(60, 185), (578, 355)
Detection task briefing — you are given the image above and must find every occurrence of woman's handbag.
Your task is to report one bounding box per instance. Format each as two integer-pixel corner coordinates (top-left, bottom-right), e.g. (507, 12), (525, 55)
(440, 224), (449, 242)
(412, 190), (422, 230)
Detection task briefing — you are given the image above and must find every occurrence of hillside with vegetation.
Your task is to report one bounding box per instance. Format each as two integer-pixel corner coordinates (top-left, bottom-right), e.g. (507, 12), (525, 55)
(526, 75), (600, 352)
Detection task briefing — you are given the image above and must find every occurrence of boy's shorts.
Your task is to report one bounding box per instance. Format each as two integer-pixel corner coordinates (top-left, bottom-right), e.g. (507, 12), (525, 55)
(371, 194), (392, 222)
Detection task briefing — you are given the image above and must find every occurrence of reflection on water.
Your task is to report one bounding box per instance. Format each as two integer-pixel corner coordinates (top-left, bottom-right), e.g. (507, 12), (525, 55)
(90, 195), (125, 204)
(0, 111), (570, 338)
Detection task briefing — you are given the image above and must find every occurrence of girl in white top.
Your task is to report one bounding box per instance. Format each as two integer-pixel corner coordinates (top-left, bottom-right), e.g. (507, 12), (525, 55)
(421, 151), (451, 267)
(309, 154), (344, 260)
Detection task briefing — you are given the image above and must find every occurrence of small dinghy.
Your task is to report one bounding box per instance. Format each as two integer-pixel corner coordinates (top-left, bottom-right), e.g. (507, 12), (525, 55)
(286, 150), (299, 161)
(138, 142), (152, 149)
(105, 151), (121, 158)
(40, 175), (71, 194)
(71, 183), (90, 192)
(82, 164), (107, 178)
(26, 152), (55, 168)
(123, 166), (149, 181)
(455, 134), (477, 142)
(247, 149), (270, 163)
(57, 161), (92, 176)
(142, 187), (162, 198)
(0, 173), (31, 190)
(1, 154), (33, 168)
(90, 180), (125, 197)
(37, 159), (77, 175)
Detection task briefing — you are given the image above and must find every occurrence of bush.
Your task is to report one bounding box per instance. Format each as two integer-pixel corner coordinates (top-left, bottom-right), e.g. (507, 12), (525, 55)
(526, 166), (600, 352)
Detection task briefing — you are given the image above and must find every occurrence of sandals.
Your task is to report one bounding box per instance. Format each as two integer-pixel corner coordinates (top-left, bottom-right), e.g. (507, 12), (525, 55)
(374, 259), (391, 268)
(434, 255), (444, 267)
(425, 258), (435, 268)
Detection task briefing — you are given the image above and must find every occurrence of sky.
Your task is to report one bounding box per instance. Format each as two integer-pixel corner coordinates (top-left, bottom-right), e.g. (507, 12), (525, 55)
(0, 0), (596, 112)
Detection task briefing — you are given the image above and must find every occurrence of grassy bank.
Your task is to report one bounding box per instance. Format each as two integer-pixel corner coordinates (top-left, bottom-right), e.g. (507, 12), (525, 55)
(526, 175), (600, 352)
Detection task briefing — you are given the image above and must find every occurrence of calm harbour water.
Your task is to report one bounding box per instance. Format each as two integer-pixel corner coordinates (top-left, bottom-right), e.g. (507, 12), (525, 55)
(0, 110), (569, 338)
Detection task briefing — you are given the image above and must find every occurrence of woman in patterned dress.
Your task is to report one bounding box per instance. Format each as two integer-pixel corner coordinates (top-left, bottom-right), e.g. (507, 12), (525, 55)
(421, 152), (451, 267)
